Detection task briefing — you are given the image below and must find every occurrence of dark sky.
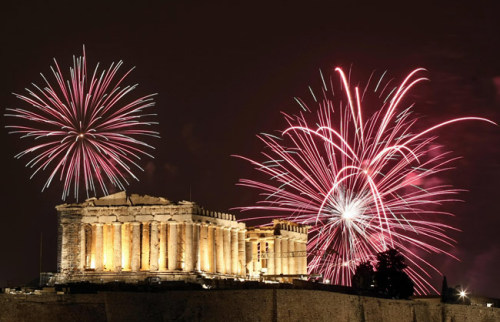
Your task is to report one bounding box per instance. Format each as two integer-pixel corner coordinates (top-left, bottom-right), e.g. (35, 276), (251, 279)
(0, 2), (498, 297)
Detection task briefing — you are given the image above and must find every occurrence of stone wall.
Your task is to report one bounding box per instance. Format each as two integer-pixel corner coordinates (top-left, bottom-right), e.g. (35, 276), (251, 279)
(0, 293), (106, 322)
(0, 290), (498, 322)
(103, 290), (274, 322)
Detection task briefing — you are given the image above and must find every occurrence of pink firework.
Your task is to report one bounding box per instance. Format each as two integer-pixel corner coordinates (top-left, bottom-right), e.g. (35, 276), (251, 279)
(6, 47), (158, 200)
(236, 67), (495, 293)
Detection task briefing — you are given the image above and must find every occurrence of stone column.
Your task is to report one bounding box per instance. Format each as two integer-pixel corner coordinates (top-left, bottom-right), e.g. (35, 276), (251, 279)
(274, 238), (281, 275)
(298, 242), (304, 275)
(193, 223), (200, 271)
(113, 222), (122, 272)
(59, 224), (69, 271)
(184, 222), (193, 271)
(260, 241), (267, 273)
(57, 224), (65, 272)
(231, 229), (238, 275)
(238, 230), (246, 276)
(131, 222), (141, 272)
(119, 224), (128, 271)
(245, 240), (252, 276)
(301, 242), (308, 275)
(168, 222), (178, 270)
(294, 241), (299, 274)
(289, 240), (295, 275)
(296, 241), (302, 274)
(141, 223), (150, 270)
(223, 228), (231, 274)
(252, 240), (259, 273)
(85, 226), (92, 268)
(281, 238), (288, 275)
(105, 224), (114, 270)
(121, 224), (131, 270)
(79, 224), (86, 270)
(159, 223), (167, 271)
(150, 221), (159, 271)
(95, 223), (104, 271)
(215, 227), (224, 273)
(178, 224), (185, 270)
(91, 224), (97, 269)
(208, 225), (215, 273)
(200, 224), (208, 271)
(267, 240), (275, 275)
(102, 224), (108, 270)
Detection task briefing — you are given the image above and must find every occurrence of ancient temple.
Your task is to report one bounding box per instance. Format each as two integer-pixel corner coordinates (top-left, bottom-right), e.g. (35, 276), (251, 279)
(246, 221), (308, 281)
(53, 192), (309, 284)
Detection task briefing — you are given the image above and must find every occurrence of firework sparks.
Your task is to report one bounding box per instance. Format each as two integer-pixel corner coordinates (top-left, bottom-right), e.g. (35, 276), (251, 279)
(6, 47), (159, 200)
(236, 67), (495, 293)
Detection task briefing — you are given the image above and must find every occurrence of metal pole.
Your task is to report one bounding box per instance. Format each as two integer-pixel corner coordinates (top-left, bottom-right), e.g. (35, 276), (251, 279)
(39, 232), (43, 287)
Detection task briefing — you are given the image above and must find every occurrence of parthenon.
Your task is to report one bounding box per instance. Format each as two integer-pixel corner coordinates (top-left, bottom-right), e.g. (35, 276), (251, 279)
(54, 191), (309, 284)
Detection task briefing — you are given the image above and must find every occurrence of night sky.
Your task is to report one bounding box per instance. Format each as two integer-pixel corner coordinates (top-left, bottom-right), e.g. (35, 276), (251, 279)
(0, 2), (498, 297)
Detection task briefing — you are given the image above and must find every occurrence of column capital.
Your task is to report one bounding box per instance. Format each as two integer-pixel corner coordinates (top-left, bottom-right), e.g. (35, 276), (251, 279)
(131, 222), (141, 226)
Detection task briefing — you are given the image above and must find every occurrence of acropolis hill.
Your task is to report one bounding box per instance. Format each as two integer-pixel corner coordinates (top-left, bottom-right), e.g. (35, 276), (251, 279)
(1, 191), (498, 322)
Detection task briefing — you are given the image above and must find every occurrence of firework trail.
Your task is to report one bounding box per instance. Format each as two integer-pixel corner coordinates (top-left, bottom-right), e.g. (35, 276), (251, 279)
(236, 67), (495, 293)
(6, 47), (158, 200)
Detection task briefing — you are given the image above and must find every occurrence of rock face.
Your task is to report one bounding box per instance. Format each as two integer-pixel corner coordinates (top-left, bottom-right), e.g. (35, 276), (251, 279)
(1, 290), (499, 322)
(54, 191), (309, 285)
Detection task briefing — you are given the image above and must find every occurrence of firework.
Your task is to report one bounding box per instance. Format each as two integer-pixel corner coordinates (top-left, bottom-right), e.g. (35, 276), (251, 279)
(6, 47), (158, 200)
(236, 67), (495, 293)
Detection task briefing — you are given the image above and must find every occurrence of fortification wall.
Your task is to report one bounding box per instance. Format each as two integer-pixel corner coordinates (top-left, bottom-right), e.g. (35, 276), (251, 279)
(0, 293), (106, 322)
(0, 290), (498, 322)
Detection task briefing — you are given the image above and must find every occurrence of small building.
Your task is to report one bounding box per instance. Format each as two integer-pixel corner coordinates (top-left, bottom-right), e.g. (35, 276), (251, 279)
(53, 192), (309, 284)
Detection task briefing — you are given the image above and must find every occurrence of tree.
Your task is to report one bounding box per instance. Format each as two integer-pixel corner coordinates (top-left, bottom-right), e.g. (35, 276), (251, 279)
(441, 275), (451, 303)
(374, 248), (414, 299)
(352, 261), (375, 291)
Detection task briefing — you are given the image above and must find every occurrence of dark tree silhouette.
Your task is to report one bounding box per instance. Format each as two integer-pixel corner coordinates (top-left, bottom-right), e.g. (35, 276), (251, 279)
(374, 248), (414, 299)
(352, 261), (375, 291)
(441, 275), (450, 303)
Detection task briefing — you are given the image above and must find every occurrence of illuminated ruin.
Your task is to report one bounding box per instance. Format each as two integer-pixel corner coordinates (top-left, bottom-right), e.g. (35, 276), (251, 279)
(53, 191), (308, 284)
